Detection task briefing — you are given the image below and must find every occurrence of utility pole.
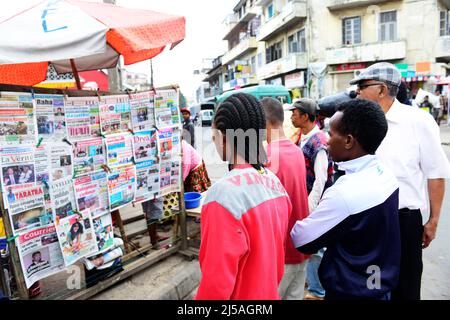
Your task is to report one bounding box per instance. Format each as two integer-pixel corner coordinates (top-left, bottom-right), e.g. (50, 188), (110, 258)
(104, 0), (122, 92)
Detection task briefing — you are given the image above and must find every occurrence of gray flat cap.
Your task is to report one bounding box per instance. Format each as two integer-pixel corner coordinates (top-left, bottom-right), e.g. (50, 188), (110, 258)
(285, 98), (318, 116)
(349, 62), (401, 87)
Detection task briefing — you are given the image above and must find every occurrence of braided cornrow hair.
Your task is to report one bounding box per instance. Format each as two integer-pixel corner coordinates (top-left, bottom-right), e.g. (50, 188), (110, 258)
(213, 93), (267, 172)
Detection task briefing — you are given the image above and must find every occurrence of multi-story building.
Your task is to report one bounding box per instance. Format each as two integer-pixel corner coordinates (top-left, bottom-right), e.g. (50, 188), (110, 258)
(256, 0), (308, 97)
(203, 56), (225, 100)
(313, 0), (450, 95)
(213, 0), (450, 98)
(221, 0), (262, 91)
(122, 69), (151, 91)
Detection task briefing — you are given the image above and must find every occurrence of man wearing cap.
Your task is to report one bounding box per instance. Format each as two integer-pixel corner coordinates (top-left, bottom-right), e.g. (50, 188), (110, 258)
(287, 98), (334, 300)
(181, 108), (195, 147)
(351, 62), (450, 300)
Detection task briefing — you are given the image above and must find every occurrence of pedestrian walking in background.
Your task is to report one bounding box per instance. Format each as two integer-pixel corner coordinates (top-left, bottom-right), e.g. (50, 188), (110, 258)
(352, 62), (450, 300)
(195, 93), (291, 300)
(261, 97), (310, 300)
(432, 90), (443, 125)
(181, 108), (195, 147)
(292, 99), (401, 300)
(419, 95), (433, 115)
(287, 98), (334, 300)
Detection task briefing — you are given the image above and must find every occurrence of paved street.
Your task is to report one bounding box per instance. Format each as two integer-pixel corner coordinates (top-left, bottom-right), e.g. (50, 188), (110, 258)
(196, 124), (450, 300)
(422, 125), (450, 300)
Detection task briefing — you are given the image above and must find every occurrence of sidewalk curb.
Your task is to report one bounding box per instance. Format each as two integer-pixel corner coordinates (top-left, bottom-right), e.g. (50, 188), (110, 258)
(154, 257), (201, 300)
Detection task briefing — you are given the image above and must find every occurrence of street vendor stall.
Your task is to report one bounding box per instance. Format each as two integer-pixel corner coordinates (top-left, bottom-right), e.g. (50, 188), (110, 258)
(0, 83), (194, 300)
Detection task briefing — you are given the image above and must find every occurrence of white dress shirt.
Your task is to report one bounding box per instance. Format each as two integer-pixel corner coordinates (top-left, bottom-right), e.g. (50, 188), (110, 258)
(300, 125), (329, 212)
(376, 99), (450, 210)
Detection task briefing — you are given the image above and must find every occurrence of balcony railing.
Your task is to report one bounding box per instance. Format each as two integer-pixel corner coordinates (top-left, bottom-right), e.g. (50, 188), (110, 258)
(222, 36), (258, 65)
(256, 0), (307, 42)
(223, 6), (258, 40)
(257, 52), (308, 80)
(325, 40), (406, 65)
(223, 75), (258, 92)
(436, 36), (450, 62)
(327, 0), (392, 11)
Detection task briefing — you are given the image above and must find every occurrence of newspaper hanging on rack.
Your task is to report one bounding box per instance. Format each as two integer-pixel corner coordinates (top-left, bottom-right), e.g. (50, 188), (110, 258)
(107, 165), (136, 211)
(35, 94), (66, 142)
(6, 185), (52, 236)
(65, 97), (101, 141)
(50, 176), (77, 222)
(99, 95), (132, 135)
(92, 213), (114, 253)
(55, 209), (97, 266)
(16, 224), (65, 288)
(154, 89), (180, 128)
(34, 146), (53, 222)
(72, 138), (106, 177)
(49, 144), (73, 182)
(73, 171), (109, 218)
(160, 157), (181, 196)
(133, 129), (158, 163)
(0, 92), (36, 146)
(1, 146), (36, 194)
(158, 127), (181, 161)
(105, 133), (133, 168)
(135, 159), (160, 203)
(130, 92), (155, 132)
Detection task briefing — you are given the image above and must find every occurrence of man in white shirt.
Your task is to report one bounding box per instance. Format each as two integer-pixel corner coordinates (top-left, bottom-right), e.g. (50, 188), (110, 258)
(286, 98), (333, 300)
(351, 62), (450, 300)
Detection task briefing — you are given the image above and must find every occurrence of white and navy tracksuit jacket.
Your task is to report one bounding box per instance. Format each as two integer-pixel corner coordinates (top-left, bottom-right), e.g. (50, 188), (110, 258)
(291, 155), (401, 299)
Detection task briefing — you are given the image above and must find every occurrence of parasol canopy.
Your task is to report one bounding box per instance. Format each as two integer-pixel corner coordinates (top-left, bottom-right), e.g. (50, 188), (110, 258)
(0, 0), (186, 87)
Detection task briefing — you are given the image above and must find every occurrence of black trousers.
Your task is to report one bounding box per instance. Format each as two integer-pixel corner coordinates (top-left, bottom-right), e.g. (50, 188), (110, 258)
(391, 209), (423, 300)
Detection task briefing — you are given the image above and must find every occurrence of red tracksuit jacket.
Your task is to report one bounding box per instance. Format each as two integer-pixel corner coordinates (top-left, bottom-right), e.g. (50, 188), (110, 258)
(195, 164), (291, 300)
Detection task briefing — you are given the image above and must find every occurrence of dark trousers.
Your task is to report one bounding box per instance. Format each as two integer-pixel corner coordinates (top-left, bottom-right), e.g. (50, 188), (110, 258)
(391, 209), (423, 300)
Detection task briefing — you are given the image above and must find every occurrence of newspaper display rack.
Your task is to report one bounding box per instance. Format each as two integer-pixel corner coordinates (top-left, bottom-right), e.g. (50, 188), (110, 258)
(0, 84), (191, 300)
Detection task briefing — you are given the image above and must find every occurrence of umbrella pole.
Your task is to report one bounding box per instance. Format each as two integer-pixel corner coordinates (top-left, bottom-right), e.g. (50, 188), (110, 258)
(70, 59), (82, 90)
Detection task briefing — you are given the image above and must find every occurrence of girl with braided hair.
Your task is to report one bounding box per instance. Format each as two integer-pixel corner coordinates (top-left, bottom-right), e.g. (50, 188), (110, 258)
(195, 93), (292, 300)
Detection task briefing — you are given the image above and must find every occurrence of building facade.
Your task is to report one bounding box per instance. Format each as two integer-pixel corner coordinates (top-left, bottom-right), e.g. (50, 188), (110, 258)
(208, 0), (450, 99)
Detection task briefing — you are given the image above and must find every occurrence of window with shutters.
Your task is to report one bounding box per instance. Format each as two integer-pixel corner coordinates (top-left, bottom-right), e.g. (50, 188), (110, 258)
(288, 29), (306, 53)
(440, 10), (450, 36)
(342, 17), (361, 45)
(266, 41), (283, 63)
(379, 11), (397, 42)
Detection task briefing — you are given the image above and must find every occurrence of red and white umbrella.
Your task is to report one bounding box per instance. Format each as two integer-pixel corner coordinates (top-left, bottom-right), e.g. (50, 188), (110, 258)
(0, 0), (185, 88)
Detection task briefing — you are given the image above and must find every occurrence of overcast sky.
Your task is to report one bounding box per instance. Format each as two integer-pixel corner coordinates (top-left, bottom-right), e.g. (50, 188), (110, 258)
(1, 0), (236, 101)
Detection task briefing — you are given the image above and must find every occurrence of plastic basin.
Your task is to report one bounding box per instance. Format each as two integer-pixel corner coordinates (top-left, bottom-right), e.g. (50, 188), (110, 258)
(184, 192), (202, 209)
